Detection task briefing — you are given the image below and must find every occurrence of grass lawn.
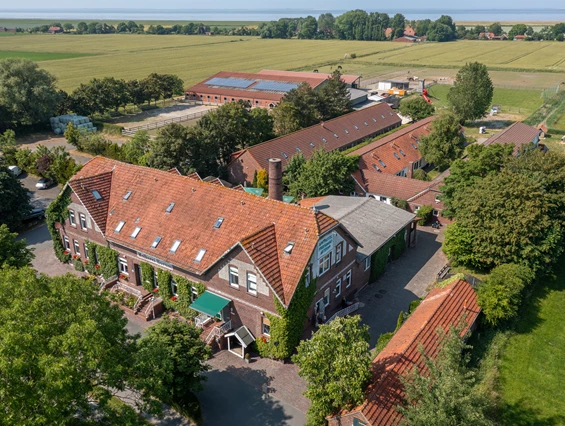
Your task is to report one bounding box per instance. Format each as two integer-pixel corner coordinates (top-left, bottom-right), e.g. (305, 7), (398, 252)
(427, 84), (545, 116)
(0, 50), (95, 61)
(498, 262), (565, 425)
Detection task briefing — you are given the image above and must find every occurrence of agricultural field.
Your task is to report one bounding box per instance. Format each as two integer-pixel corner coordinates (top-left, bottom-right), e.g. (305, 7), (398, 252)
(498, 262), (565, 425)
(1, 35), (565, 92)
(0, 51), (94, 61)
(427, 84), (546, 117)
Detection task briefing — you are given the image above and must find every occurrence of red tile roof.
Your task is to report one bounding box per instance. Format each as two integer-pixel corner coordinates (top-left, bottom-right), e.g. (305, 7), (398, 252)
(185, 71), (329, 102)
(231, 103), (401, 172)
(482, 122), (540, 155)
(69, 157), (339, 305)
(335, 280), (480, 425)
(350, 117), (435, 176)
(258, 70), (360, 85)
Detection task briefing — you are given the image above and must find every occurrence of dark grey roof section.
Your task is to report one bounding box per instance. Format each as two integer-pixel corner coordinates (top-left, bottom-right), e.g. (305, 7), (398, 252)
(226, 326), (255, 348)
(311, 196), (415, 260)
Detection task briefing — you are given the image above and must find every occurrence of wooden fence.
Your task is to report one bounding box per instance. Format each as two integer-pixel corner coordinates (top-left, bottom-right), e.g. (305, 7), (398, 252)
(122, 109), (209, 136)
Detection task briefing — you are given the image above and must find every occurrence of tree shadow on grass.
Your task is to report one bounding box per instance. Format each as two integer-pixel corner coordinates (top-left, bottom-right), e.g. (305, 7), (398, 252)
(501, 399), (565, 426)
(200, 366), (297, 426)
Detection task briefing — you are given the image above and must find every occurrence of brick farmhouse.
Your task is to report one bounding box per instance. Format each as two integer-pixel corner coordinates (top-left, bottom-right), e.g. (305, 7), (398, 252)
(55, 157), (415, 353)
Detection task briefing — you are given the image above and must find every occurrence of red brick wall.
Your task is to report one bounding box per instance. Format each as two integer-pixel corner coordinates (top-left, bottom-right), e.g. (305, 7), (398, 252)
(227, 150), (263, 186)
(186, 92), (279, 108)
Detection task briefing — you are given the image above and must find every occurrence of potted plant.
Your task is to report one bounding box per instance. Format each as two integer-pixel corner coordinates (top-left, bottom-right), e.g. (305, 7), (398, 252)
(244, 352), (250, 364)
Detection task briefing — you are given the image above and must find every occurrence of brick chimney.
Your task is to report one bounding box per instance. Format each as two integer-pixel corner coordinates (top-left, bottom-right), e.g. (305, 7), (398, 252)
(268, 158), (283, 201)
(408, 161), (414, 179)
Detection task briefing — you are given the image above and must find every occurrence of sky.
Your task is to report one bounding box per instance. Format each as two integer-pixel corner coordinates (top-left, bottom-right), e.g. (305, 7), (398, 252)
(3, 1), (563, 10)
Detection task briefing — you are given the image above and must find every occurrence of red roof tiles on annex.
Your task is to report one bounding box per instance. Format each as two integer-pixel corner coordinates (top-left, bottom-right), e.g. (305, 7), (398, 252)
(69, 157), (338, 305)
(482, 122), (541, 155)
(335, 280), (480, 426)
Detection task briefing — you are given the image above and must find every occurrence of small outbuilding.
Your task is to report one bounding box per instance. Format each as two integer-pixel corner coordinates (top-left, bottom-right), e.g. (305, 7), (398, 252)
(225, 326), (255, 359)
(49, 26), (63, 34)
(377, 80), (410, 92)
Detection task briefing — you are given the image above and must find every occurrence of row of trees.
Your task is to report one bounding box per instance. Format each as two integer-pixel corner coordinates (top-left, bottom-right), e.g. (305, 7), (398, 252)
(455, 22), (565, 41)
(26, 20), (260, 36)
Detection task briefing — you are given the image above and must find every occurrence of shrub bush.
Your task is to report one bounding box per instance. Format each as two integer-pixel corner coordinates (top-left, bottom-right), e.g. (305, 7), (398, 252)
(413, 169), (431, 181)
(391, 198), (410, 210)
(74, 258), (84, 272)
(92, 121), (125, 136)
(416, 205), (434, 225)
(409, 299), (422, 313)
(375, 332), (394, 353)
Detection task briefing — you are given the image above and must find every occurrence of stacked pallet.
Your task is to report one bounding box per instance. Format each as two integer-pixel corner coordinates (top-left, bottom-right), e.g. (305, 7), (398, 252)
(50, 115), (97, 135)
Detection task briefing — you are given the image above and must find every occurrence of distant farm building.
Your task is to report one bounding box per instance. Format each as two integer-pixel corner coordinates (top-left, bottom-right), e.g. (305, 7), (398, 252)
(404, 27), (416, 37)
(185, 70), (361, 109)
(478, 32), (508, 40)
(49, 26), (63, 34)
(0, 27), (16, 33)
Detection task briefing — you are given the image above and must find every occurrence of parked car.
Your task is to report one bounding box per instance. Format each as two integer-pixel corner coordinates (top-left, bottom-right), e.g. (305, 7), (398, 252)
(8, 165), (22, 177)
(24, 207), (46, 221)
(35, 177), (54, 190)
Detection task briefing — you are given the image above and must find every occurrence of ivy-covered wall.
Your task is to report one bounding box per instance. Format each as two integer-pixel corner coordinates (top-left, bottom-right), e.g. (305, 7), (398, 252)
(45, 186), (71, 263)
(84, 240), (100, 275)
(140, 262), (155, 293)
(97, 245), (119, 279)
(156, 269), (173, 309)
(175, 275), (206, 319)
(256, 270), (317, 360)
(370, 229), (407, 282)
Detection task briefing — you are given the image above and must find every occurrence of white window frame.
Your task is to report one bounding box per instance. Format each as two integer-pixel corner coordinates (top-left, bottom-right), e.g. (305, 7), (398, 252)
(335, 279), (342, 298)
(323, 288), (330, 307)
(171, 278), (178, 296)
(229, 266), (239, 288)
(69, 210), (76, 226)
(345, 270), (352, 288)
(364, 256), (371, 271)
(379, 196), (387, 202)
(63, 236), (70, 250)
(79, 213), (87, 230)
(118, 257), (128, 275)
(84, 243), (89, 259)
(73, 239), (80, 255)
(318, 253), (331, 276)
(247, 272), (257, 295)
(305, 267), (311, 288)
(335, 243), (342, 264)
(191, 286), (199, 302)
(262, 319), (271, 336)
(433, 209), (439, 217)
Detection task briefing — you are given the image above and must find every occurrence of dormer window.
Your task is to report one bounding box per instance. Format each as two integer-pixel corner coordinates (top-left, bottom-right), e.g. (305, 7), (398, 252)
(170, 240), (181, 253)
(114, 221), (125, 233)
(284, 242), (295, 254)
(92, 190), (102, 201)
(131, 226), (141, 239)
(195, 248), (206, 262)
(214, 217), (224, 229)
(166, 202), (175, 213)
(123, 191), (132, 200)
(151, 236), (161, 249)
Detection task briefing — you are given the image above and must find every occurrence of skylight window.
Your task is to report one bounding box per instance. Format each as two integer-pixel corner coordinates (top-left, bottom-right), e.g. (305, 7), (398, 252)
(399, 149), (406, 156)
(416, 139), (420, 145)
(322, 137), (327, 143)
(372, 117), (377, 122)
(333, 133), (338, 138)
(214, 217), (224, 229)
(166, 202), (175, 213)
(393, 153), (401, 160)
(170, 240), (181, 253)
(151, 236), (162, 249)
(123, 191), (132, 200)
(364, 122), (368, 126)
(379, 160), (386, 168)
(344, 129), (349, 134)
(309, 142), (315, 148)
(282, 152), (288, 159)
(372, 164), (381, 171)
(284, 242), (295, 254)
(195, 249), (206, 262)
(389, 112), (393, 116)
(131, 226), (141, 239)
(411, 143), (418, 149)
(296, 147), (302, 152)
(92, 190), (102, 201)
(381, 115), (385, 119)
(354, 125), (359, 130)
(114, 221), (125, 233)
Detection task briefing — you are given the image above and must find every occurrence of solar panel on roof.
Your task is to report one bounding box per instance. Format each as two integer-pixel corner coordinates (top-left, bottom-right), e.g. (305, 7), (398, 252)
(206, 77), (256, 89)
(254, 81), (299, 93)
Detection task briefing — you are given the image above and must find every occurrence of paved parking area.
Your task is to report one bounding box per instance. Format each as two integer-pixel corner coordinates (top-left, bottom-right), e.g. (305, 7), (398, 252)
(358, 228), (446, 347)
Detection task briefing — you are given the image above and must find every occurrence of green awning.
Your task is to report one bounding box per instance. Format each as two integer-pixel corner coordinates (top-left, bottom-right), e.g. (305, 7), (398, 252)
(189, 291), (231, 317)
(244, 187), (264, 196)
(283, 195), (295, 203)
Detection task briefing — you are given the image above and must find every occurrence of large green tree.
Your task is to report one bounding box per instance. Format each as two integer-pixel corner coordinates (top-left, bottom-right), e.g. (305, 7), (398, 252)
(398, 326), (494, 425)
(287, 149), (358, 198)
(0, 224), (34, 267)
(0, 166), (31, 230)
(443, 151), (565, 273)
(420, 113), (465, 170)
(399, 97), (435, 121)
(272, 101), (302, 136)
(447, 62), (494, 122)
(281, 83), (319, 128)
(292, 316), (372, 426)
(0, 59), (61, 129)
(317, 70), (353, 121)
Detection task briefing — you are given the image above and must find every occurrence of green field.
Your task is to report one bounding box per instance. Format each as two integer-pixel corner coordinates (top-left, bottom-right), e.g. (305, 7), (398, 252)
(0, 50), (94, 61)
(427, 84), (545, 116)
(498, 262), (565, 425)
(1, 35), (565, 92)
